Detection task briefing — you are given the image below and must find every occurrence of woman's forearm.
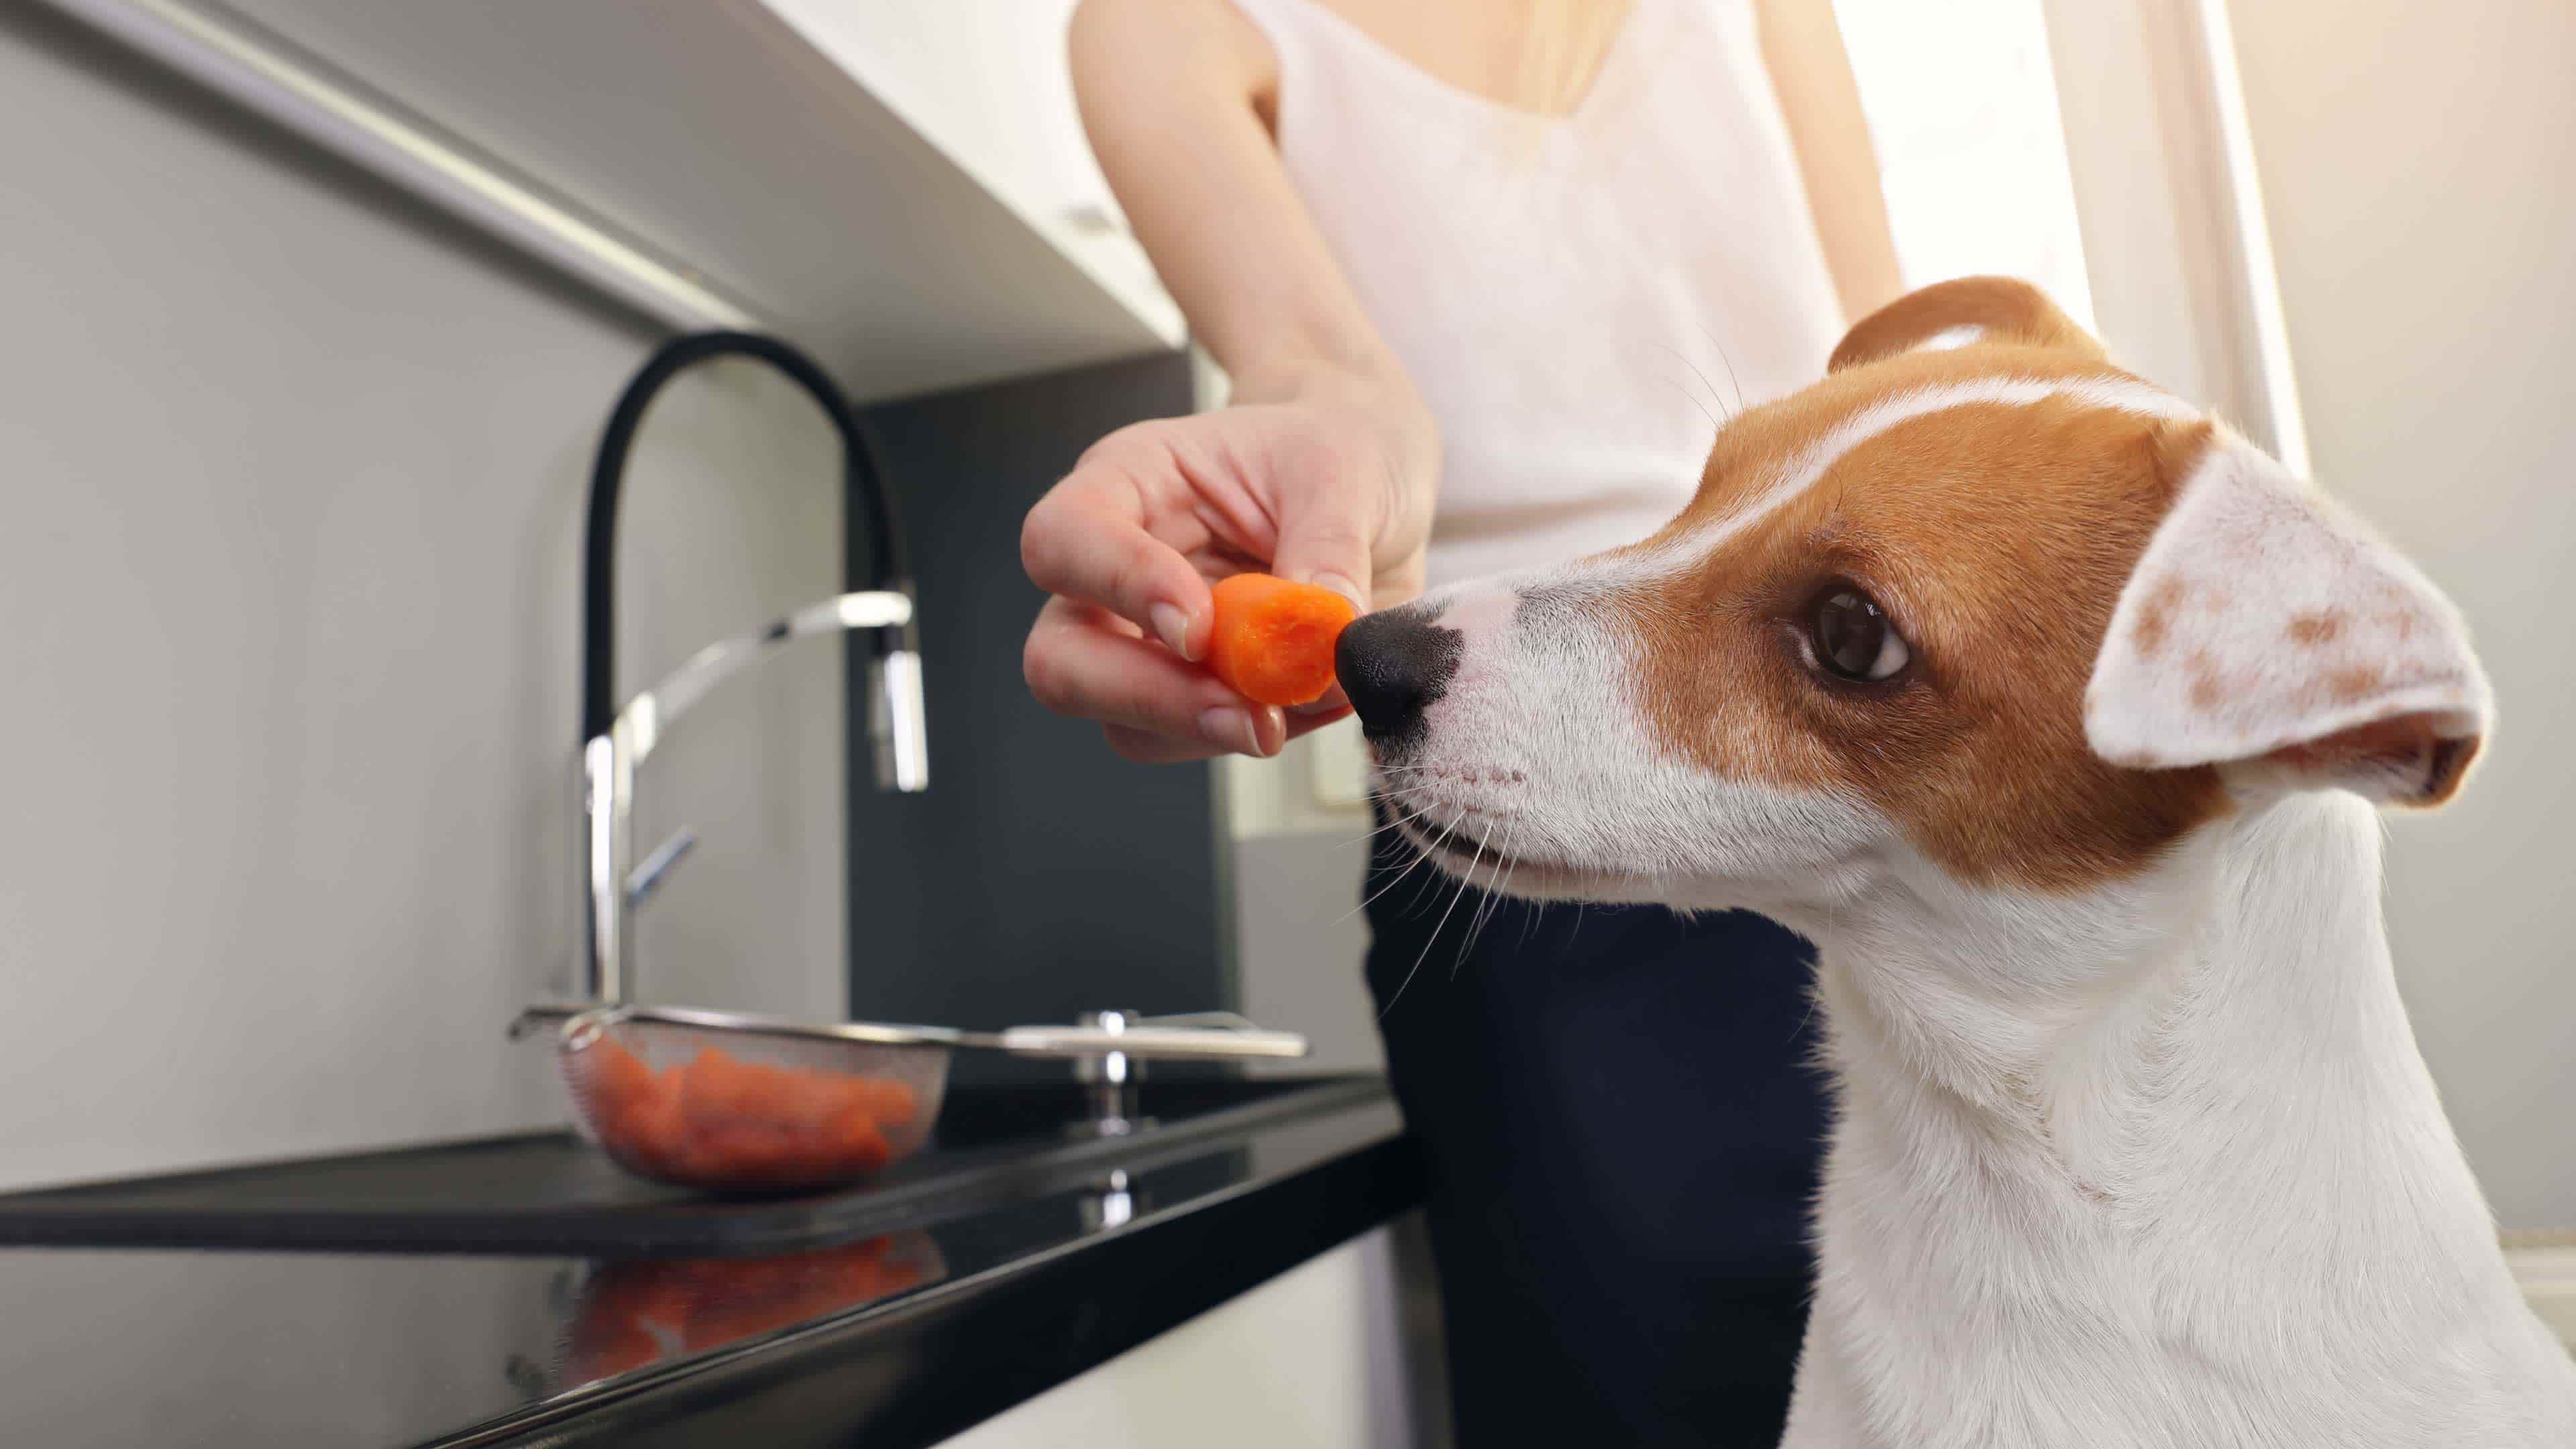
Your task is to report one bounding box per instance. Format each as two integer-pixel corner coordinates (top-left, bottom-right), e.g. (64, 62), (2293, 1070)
(1754, 0), (1907, 323)
(1068, 0), (1428, 428)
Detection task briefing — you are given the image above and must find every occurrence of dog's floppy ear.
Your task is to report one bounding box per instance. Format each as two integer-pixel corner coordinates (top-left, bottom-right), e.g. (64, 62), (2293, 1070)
(1829, 277), (2106, 372)
(2086, 424), (2491, 806)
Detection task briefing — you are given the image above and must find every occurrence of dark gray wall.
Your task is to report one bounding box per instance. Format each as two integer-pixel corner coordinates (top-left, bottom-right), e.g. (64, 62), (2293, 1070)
(851, 353), (1224, 1073)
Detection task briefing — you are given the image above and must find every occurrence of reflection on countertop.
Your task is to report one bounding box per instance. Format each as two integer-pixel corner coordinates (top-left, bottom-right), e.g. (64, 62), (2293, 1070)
(540, 1231), (948, 1391)
(0, 1078), (1417, 1449)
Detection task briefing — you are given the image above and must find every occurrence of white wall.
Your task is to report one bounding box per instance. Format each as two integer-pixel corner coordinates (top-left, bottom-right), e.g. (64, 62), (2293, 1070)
(0, 11), (847, 1190)
(2222, 0), (2576, 1230)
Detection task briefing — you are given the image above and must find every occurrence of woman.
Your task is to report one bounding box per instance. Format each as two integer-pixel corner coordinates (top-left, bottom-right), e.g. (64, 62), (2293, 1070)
(1019, 0), (1902, 1439)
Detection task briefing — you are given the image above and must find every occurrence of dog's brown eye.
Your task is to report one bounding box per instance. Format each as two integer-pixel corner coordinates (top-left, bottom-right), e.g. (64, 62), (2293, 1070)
(1811, 588), (1911, 682)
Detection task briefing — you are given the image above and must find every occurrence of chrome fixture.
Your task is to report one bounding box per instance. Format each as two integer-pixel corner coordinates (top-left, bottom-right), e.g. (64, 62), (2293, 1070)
(1082, 1169), (1139, 1233)
(1071, 1010), (1143, 1138)
(1059, 1010), (1277, 1138)
(580, 332), (925, 1006)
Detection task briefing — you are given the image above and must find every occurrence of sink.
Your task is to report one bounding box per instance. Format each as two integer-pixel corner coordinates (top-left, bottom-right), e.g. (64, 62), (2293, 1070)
(0, 1074), (1381, 1257)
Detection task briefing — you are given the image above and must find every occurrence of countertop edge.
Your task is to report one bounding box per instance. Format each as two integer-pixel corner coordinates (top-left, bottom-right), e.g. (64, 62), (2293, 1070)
(434, 1095), (1424, 1449)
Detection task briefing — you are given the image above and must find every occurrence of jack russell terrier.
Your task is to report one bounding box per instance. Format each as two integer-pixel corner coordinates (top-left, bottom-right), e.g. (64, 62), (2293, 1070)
(1336, 278), (2576, 1448)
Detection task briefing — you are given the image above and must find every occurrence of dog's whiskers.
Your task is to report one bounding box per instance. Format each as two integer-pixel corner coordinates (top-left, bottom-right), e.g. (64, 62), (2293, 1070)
(1451, 814), (1520, 979)
(1650, 339), (1732, 421)
(1693, 322), (1748, 415)
(1336, 793), (1432, 851)
(1396, 802), (1476, 920)
(1450, 841), (1503, 977)
(1656, 376), (1721, 440)
(1391, 799), (1472, 922)
(1338, 800), (1459, 925)
(1380, 820), (1486, 1018)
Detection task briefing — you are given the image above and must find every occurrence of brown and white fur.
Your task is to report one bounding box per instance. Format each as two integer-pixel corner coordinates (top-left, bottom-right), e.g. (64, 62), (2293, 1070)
(1338, 278), (2576, 1447)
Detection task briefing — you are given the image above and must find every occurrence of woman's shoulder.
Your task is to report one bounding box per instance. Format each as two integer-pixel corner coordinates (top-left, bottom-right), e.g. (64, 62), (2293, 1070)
(1069, 0), (1279, 111)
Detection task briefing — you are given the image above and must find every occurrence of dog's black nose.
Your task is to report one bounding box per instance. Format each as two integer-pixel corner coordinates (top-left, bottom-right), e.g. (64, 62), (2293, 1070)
(1335, 608), (1461, 746)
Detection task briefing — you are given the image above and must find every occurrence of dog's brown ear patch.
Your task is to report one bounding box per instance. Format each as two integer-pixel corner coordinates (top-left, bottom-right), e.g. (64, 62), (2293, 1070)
(1830, 277), (2106, 372)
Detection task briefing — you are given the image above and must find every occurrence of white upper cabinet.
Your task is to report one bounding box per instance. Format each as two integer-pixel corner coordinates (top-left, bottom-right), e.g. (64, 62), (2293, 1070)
(205, 0), (1182, 400)
(763, 0), (1179, 350)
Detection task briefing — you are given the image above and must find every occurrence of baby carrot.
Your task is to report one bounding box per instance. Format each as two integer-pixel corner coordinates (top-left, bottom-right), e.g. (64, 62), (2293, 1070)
(1204, 574), (1360, 706)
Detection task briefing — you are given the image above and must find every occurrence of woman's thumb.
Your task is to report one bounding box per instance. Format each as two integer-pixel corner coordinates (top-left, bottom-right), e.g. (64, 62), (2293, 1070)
(1267, 494), (1375, 614)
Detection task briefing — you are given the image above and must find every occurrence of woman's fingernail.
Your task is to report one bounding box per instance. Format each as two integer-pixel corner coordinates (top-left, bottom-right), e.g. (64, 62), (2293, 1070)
(1199, 706), (1259, 756)
(1152, 603), (1195, 659)
(1311, 572), (1368, 614)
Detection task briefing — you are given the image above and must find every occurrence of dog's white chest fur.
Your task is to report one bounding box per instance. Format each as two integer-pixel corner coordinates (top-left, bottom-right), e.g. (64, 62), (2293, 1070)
(1778, 796), (2576, 1448)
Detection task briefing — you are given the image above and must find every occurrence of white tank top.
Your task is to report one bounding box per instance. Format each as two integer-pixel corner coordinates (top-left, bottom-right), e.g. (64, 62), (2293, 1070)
(1227, 0), (1848, 586)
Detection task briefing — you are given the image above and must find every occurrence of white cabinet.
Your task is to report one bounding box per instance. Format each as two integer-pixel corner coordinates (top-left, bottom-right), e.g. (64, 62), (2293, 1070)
(934, 1224), (1437, 1449)
(763, 0), (1179, 350)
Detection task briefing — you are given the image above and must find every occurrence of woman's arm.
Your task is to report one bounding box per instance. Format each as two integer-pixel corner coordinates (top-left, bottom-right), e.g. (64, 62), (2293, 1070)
(1069, 0), (1422, 411)
(1752, 0), (1907, 323)
(1017, 0), (1437, 762)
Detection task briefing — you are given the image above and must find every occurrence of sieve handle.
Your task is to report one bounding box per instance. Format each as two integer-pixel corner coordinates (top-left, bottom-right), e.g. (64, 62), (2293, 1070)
(992, 1024), (1307, 1061)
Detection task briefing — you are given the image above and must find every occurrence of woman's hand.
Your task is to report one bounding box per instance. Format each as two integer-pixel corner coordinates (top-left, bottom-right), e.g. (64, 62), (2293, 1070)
(1020, 373), (1435, 763)
(1029, 0), (1437, 762)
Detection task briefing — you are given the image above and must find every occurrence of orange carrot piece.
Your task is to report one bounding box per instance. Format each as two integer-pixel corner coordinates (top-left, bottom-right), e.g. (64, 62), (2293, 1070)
(586, 1034), (658, 1100)
(585, 1036), (685, 1171)
(585, 1037), (921, 1189)
(1204, 574), (1359, 706)
(772, 1067), (855, 1133)
(676, 1047), (790, 1130)
(850, 1076), (919, 1127)
(823, 1107), (895, 1175)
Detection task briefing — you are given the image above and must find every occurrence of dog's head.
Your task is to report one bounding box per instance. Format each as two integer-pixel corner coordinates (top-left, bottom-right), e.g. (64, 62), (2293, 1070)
(1340, 278), (2491, 918)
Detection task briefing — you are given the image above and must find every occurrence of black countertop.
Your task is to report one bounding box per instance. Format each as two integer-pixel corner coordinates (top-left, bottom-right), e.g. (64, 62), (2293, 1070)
(0, 1075), (1420, 1448)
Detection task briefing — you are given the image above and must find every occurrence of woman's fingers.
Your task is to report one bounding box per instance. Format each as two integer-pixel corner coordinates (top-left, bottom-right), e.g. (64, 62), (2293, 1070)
(1285, 699), (1354, 736)
(1099, 724), (1224, 764)
(1290, 680), (1351, 718)
(1265, 476), (1377, 616)
(1024, 598), (1285, 757)
(1020, 458), (1214, 659)
(1106, 701), (1354, 764)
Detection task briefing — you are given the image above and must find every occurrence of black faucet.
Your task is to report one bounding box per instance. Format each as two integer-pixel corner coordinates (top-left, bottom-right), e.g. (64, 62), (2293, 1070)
(576, 331), (924, 1005)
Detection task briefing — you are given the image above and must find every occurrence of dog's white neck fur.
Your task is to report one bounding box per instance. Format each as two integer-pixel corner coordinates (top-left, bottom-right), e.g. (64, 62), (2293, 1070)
(1774, 792), (2575, 1448)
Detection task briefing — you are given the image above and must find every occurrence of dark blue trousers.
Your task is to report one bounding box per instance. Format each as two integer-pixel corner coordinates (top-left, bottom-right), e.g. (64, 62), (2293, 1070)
(1362, 819), (1829, 1447)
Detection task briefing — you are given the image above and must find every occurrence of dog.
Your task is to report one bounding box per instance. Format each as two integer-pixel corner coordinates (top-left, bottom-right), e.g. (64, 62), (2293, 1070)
(1334, 278), (2576, 1447)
